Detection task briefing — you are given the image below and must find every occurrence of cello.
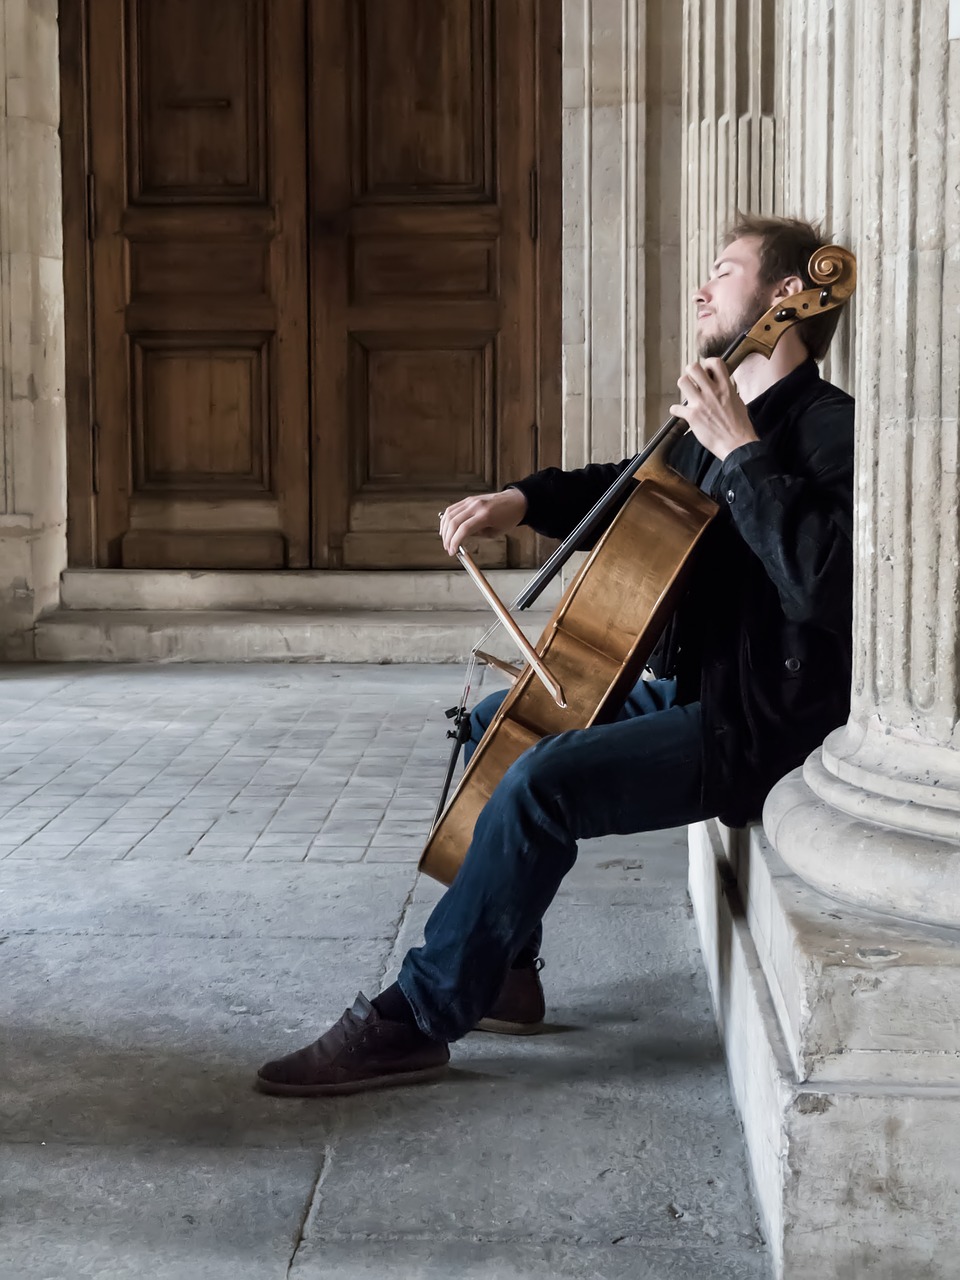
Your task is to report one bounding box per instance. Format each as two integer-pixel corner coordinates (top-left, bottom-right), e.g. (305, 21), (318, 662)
(420, 245), (857, 886)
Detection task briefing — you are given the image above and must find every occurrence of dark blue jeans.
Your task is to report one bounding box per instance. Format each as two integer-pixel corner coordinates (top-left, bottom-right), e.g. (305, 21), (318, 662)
(397, 677), (715, 1042)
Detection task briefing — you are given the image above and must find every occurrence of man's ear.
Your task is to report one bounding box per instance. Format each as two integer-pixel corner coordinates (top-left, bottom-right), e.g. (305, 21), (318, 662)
(774, 274), (805, 300)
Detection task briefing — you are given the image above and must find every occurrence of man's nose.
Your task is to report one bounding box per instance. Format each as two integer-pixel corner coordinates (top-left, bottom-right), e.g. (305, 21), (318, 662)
(693, 282), (710, 305)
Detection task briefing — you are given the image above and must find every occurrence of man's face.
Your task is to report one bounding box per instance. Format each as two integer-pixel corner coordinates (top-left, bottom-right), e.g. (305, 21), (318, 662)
(693, 236), (777, 359)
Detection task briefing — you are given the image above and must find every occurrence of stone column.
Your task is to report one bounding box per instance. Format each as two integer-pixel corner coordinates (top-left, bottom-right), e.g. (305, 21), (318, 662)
(682, 0), (778, 359)
(774, 0), (858, 388)
(765, 0), (960, 922)
(561, 0), (683, 474)
(685, 2), (960, 1275)
(0, 0), (67, 658)
(682, 0), (859, 384)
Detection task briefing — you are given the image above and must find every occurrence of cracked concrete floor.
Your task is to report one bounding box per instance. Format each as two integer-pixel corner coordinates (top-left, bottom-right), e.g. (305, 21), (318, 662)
(0, 663), (768, 1279)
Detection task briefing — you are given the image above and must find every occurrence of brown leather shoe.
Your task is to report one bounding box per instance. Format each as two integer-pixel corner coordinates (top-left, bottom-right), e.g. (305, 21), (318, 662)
(475, 959), (545, 1035)
(255, 994), (450, 1097)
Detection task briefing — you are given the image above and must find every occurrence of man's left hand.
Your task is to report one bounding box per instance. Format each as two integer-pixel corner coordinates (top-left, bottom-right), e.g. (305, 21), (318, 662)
(669, 358), (758, 461)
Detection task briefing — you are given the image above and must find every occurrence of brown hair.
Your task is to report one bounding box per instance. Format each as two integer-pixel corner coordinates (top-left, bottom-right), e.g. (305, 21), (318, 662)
(722, 213), (846, 361)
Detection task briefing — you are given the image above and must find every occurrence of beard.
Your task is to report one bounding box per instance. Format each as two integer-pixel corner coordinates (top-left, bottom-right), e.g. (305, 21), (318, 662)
(697, 287), (770, 359)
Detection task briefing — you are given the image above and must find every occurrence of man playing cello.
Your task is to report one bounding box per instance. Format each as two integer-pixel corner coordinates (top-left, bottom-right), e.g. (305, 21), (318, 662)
(256, 214), (856, 1097)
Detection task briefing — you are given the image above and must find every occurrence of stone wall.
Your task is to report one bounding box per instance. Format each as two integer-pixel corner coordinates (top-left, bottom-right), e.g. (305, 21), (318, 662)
(0, 0), (66, 659)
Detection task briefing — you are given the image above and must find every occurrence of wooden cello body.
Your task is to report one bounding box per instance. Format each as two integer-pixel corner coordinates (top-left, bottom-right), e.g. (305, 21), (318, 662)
(419, 436), (716, 885)
(419, 245), (857, 886)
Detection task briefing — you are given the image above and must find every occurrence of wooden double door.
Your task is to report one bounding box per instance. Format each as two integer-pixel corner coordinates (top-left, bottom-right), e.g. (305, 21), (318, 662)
(70, 0), (559, 569)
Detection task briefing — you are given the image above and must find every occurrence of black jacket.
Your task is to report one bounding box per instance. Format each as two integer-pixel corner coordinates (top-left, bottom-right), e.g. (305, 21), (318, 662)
(509, 358), (855, 826)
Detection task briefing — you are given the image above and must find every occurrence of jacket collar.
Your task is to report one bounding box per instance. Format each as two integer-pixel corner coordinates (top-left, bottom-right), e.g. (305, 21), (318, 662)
(745, 357), (821, 435)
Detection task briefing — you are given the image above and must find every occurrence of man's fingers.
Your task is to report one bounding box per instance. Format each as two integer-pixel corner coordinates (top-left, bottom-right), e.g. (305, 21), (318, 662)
(443, 507), (484, 555)
(440, 499), (475, 554)
(702, 357), (737, 401)
(687, 359), (724, 381)
(442, 511), (464, 556)
(439, 491), (522, 555)
(680, 361), (729, 405)
(447, 519), (484, 556)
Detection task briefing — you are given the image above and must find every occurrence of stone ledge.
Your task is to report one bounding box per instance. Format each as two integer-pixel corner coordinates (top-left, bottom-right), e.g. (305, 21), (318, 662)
(59, 569), (563, 613)
(689, 818), (960, 1279)
(730, 820), (960, 1085)
(33, 609), (550, 664)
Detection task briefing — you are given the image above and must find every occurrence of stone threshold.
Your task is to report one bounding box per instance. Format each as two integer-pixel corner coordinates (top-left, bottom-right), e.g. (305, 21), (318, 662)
(36, 571), (561, 663)
(58, 569), (563, 613)
(34, 608), (552, 663)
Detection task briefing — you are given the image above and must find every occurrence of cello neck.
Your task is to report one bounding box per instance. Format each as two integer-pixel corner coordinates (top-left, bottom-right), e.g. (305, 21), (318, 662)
(514, 333), (748, 611)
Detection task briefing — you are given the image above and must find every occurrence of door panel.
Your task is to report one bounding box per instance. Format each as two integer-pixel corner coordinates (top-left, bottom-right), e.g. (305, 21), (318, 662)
(89, 0), (310, 568)
(310, 0), (540, 569)
(358, 0), (488, 196)
(73, 0), (557, 571)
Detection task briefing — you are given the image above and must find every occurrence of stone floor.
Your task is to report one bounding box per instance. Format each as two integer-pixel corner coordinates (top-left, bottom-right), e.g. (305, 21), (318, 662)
(0, 663), (768, 1279)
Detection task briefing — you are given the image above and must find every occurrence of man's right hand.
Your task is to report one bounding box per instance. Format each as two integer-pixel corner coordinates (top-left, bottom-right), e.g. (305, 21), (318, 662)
(438, 488), (528, 558)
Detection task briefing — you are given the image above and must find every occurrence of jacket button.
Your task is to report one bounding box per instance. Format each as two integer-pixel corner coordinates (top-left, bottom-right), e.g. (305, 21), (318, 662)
(725, 489), (735, 503)
(785, 657), (801, 673)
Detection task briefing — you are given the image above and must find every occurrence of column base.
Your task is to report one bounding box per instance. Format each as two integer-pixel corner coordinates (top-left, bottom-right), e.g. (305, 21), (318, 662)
(765, 752), (960, 929)
(689, 817), (960, 1279)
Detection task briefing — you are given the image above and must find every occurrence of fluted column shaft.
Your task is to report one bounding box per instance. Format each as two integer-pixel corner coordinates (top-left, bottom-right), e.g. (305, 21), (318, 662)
(766, 0), (960, 924)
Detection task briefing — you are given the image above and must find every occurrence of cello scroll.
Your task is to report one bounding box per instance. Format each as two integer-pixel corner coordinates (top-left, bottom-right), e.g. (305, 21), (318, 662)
(730, 244), (857, 369)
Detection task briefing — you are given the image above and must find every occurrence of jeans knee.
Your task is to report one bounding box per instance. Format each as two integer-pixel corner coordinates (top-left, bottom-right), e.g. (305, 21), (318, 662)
(499, 746), (567, 821)
(469, 689), (508, 748)
(466, 742), (578, 885)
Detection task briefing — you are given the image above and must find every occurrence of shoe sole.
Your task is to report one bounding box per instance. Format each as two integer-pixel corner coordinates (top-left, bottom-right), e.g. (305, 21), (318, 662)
(254, 1062), (449, 1098)
(474, 1016), (544, 1036)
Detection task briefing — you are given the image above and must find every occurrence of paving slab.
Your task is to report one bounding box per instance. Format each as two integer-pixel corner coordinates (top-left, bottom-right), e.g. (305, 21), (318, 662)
(388, 895), (707, 1026)
(310, 1057), (759, 1248)
(0, 1143), (319, 1280)
(0, 663), (768, 1278)
(0, 933), (388, 1149)
(290, 1240), (768, 1279)
(0, 861), (417, 938)
(361, 904), (757, 1252)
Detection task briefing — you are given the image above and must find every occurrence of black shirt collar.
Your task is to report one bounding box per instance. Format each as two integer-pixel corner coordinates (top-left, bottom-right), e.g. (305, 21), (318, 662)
(745, 356), (821, 434)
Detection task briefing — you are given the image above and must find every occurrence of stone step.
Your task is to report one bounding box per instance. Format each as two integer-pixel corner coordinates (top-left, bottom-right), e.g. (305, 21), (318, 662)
(59, 569), (563, 613)
(34, 608), (552, 664)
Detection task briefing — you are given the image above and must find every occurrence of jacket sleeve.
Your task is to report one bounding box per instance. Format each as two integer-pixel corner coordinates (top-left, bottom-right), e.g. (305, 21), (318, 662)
(506, 434), (709, 546)
(506, 458), (636, 544)
(716, 397), (854, 633)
